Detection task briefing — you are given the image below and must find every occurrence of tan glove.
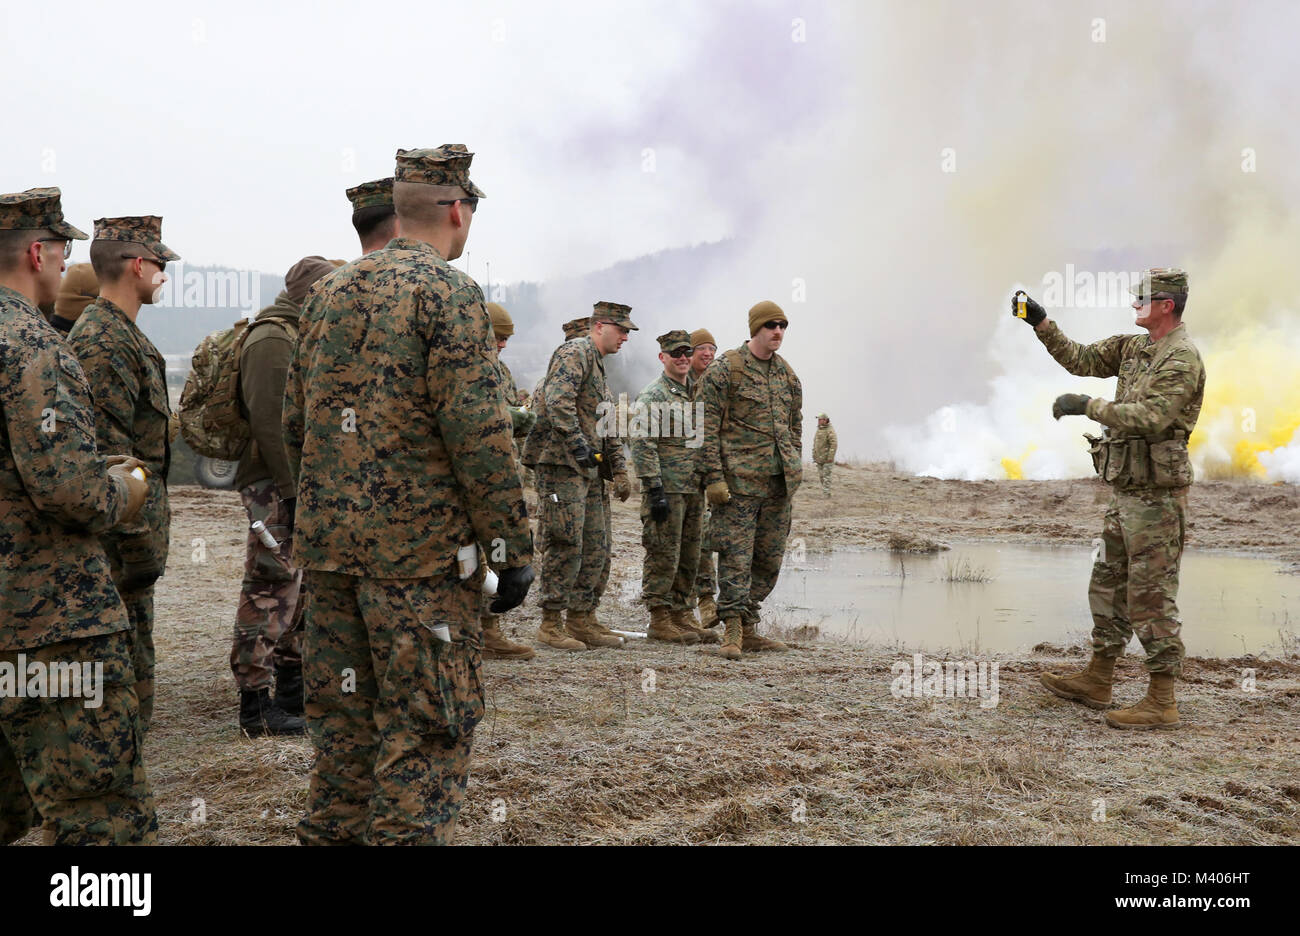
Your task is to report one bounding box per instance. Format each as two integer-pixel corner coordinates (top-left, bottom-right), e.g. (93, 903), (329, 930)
(612, 470), (631, 502)
(108, 463), (149, 523)
(705, 480), (731, 506)
(168, 410), (181, 444)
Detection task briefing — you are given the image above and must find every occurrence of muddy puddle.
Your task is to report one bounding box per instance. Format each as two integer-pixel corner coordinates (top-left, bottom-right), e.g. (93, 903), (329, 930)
(769, 544), (1299, 657)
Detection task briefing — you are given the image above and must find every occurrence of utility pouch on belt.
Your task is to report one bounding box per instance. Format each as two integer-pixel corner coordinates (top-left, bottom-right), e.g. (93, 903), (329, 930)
(1127, 439), (1150, 486)
(1102, 438), (1129, 483)
(1149, 431), (1192, 488)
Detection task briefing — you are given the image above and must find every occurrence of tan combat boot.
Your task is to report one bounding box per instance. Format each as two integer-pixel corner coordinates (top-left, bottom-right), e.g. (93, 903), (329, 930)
(537, 607), (586, 651)
(1039, 654), (1116, 709)
(741, 622), (788, 652)
(672, 608), (719, 644)
(718, 618), (743, 660)
(567, 609), (624, 648)
(481, 615), (536, 661)
(647, 607), (699, 644)
(1104, 672), (1180, 729)
(696, 595), (720, 629)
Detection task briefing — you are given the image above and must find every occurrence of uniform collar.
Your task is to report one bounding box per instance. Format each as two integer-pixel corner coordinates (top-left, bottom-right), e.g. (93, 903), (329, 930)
(658, 371), (688, 393)
(384, 237), (444, 258)
(1142, 322), (1187, 357)
(0, 283), (39, 312)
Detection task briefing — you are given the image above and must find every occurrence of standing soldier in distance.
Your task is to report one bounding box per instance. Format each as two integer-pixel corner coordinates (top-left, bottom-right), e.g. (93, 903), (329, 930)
(687, 327), (720, 629)
(284, 145), (534, 844)
(813, 413), (837, 497)
(700, 301), (802, 660)
(47, 262), (98, 336)
(525, 304), (636, 651)
(1026, 269), (1204, 729)
(522, 315), (589, 572)
(229, 257), (337, 737)
(0, 187), (155, 844)
(481, 300), (537, 661)
(68, 216), (181, 730)
(347, 177), (397, 256)
(629, 330), (717, 644)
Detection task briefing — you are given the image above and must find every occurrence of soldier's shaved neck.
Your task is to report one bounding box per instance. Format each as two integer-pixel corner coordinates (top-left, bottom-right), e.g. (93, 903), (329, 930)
(393, 181), (470, 260)
(0, 229), (60, 306)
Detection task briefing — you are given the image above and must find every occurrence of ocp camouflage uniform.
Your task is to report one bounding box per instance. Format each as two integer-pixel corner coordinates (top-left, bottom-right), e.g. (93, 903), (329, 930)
(283, 146), (531, 845)
(68, 286), (174, 731)
(0, 189), (157, 846)
(1037, 317), (1205, 676)
(523, 317), (629, 614)
(700, 341), (803, 628)
(630, 365), (702, 612)
(813, 418), (837, 496)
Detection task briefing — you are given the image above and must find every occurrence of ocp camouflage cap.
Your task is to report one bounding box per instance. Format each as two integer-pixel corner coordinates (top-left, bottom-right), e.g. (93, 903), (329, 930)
(92, 216), (180, 263)
(487, 301), (514, 338)
(346, 177), (394, 212)
(1130, 268), (1188, 298)
(562, 316), (590, 339)
(592, 300), (639, 331)
(656, 329), (692, 352)
(394, 145), (486, 198)
(0, 187), (88, 239)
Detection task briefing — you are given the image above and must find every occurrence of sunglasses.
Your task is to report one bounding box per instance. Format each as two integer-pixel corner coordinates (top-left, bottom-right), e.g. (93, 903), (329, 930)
(762, 320), (788, 330)
(436, 197), (479, 213)
(121, 254), (166, 270)
(666, 347), (692, 359)
(38, 238), (72, 260)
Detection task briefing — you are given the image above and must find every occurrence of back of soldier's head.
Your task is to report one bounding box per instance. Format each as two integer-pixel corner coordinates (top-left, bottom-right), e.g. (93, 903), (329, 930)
(352, 204), (396, 251)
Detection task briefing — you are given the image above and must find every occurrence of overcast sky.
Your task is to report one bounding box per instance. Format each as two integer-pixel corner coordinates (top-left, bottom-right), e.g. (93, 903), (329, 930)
(5, 0), (1299, 460)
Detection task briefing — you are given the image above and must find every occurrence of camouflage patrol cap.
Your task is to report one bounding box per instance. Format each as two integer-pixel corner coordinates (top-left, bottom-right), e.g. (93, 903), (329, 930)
(1130, 268), (1188, 299)
(690, 327), (716, 348)
(0, 187), (88, 239)
(656, 329), (692, 352)
(562, 316), (590, 339)
(487, 301), (514, 338)
(92, 216), (180, 263)
(394, 145), (486, 197)
(55, 262), (99, 321)
(817, 412), (829, 419)
(592, 300), (639, 331)
(346, 177), (394, 212)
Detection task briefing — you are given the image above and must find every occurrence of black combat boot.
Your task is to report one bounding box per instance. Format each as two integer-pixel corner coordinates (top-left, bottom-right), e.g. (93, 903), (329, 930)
(274, 663), (305, 716)
(239, 688), (306, 737)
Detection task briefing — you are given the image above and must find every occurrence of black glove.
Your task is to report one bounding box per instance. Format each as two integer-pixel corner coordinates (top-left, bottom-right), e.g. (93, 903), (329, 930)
(281, 496), (296, 531)
(1012, 291), (1046, 327)
(648, 483), (669, 523)
(119, 558), (163, 593)
(1052, 393), (1091, 420)
(490, 565), (535, 614)
(571, 438), (600, 469)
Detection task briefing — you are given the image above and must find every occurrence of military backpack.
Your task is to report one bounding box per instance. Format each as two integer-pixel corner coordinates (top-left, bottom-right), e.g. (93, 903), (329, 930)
(178, 314), (298, 459)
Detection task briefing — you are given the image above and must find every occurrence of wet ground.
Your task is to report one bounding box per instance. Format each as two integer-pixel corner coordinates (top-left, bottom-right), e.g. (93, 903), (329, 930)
(770, 544), (1299, 658)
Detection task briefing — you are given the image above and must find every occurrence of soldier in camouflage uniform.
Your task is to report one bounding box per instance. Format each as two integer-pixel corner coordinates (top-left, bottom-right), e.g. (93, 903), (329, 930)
(284, 146), (534, 844)
(1024, 269), (1205, 729)
(630, 330), (718, 645)
(523, 304), (636, 651)
(230, 257), (337, 737)
(48, 262), (97, 335)
(700, 301), (802, 660)
(0, 188), (156, 845)
(813, 413), (837, 497)
(687, 327), (720, 628)
(480, 301), (537, 661)
(68, 216), (181, 730)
